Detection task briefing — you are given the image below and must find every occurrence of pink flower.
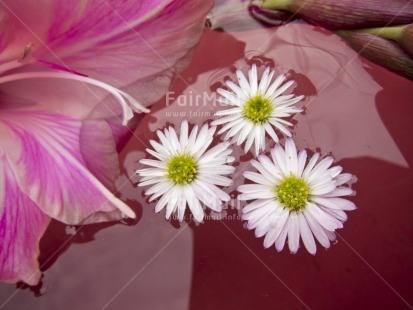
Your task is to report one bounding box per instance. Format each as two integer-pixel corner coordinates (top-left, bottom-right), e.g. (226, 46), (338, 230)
(0, 0), (212, 285)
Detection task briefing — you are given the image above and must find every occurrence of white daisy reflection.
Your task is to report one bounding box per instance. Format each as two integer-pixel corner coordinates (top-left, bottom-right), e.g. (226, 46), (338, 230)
(212, 64), (304, 155)
(238, 138), (356, 254)
(136, 121), (235, 222)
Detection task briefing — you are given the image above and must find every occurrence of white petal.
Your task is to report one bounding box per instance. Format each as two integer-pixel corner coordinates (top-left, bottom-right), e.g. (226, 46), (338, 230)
(287, 212), (300, 254)
(167, 127), (181, 153)
(147, 181), (174, 200)
(200, 141), (231, 161)
(254, 126), (263, 156)
(256, 221), (272, 239)
(146, 148), (166, 161)
(297, 150), (307, 177)
(271, 144), (289, 175)
(218, 118), (243, 136)
(302, 153), (320, 180)
(224, 119), (245, 140)
(192, 124), (211, 155)
(306, 202), (342, 231)
(335, 173), (353, 186)
(276, 94), (304, 107)
(237, 121), (254, 146)
(138, 177), (163, 187)
(243, 204), (274, 227)
(244, 130), (256, 153)
(184, 186), (204, 222)
(242, 198), (274, 213)
(275, 220), (289, 252)
(321, 187), (354, 197)
(187, 124), (199, 148)
(298, 212), (317, 255)
(217, 88), (242, 106)
(238, 183), (270, 193)
(180, 121), (189, 149)
(285, 138), (298, 176)
(270, 79), (293, 100)
(248, 64), (258, 96)
(268, 119), (292, 137)
(303, 209), (330, 249)
(325, 229), (337, 242)
(312, 197), (356, 211)
(268, 116), (293, 126)
(199, 165), (235, 176)
(263, 227), (278, 248)
(157, 129), (174, 152)
(258, 154), (281, 178)
(320, 206), (348, 222)
(165, 187), (179, 219)
(243, 171), (273, 186)
(238, 190), (275, 201)
(211, 114), (241, 126)
(198, 174), (233, 187)
(215, 107), (243, 117)
(136, 168), (165, 177)
(149, 140), (170, 158)
(258, 67), (272, 94)
(139, 159), (166, 169)
(154, 191), (170, 213)
(264, 122), (279, 143)
(192, 182), (222, 212)
(265, 74), (286, 98)
(250, 159), (276, 183)
(177, 195), (187, 222)
(226, 80), (248, 101)
(197, 181), (230, 202)
(236, 69), (251, 96)
(311, 182), (337, 196)
(328, 166), (343, 178)
(307, 157), (334, 181)
(264, 208), (289, 248)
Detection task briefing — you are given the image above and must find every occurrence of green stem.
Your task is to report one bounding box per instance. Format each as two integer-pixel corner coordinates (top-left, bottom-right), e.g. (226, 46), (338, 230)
(261, 0), (294, 11)
(357, 25), (408, 42)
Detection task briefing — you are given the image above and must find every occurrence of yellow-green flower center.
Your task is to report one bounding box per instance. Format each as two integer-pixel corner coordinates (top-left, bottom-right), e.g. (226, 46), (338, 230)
(275, 176), (310, 211)
(243, 95), (273, 124)
(166, 153), (198, 185)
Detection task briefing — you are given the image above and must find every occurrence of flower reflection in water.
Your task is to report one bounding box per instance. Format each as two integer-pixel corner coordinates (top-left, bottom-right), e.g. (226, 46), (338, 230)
(0, 1), (412, 309)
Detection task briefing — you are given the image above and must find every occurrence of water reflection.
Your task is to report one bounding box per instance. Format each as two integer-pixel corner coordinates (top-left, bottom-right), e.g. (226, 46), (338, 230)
(1, 22), (413, 310)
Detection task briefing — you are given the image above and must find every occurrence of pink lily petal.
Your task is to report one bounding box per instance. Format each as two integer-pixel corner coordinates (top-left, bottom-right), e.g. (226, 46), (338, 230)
(79, 119), (120, 191)
(1, 110), (135, 224)
(0, 0), (213, 286)
(0, 75), (135, 191)
(1, 0), (213, 106)
(1, 0), (214, 189)
(0, 154), (50, 286)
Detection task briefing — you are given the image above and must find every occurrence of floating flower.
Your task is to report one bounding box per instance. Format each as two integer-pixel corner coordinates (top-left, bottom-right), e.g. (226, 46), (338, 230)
(137, 121), (235, 222)
(0, 0), (213, 285)
(211, 64), (304, 155)
(238, 138), (356, 254)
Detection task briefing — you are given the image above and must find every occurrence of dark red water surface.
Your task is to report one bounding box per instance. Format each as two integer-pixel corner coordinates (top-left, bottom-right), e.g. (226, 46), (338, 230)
(1, 23), (412, 310)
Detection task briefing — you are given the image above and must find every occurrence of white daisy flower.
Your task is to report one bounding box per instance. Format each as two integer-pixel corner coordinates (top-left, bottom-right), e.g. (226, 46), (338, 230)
(238, 138), (356, 254)
(136, 121), (235, 222)
(211, 64), (304, 156)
